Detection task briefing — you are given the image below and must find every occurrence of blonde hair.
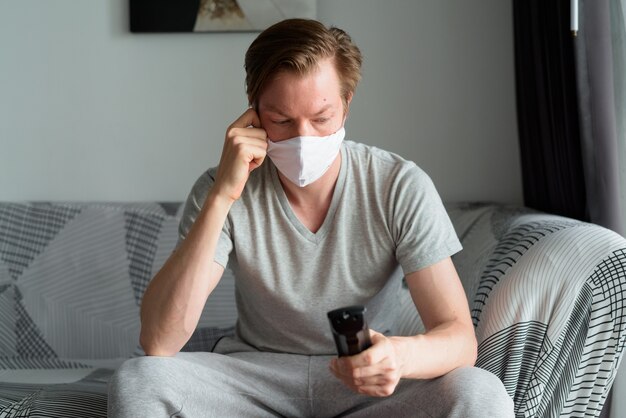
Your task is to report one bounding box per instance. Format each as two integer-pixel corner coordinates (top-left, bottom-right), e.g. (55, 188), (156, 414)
(245, 19), (362, 111)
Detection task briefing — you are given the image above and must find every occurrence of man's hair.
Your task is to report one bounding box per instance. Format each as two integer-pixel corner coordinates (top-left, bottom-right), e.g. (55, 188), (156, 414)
(245, 18), (362, 111)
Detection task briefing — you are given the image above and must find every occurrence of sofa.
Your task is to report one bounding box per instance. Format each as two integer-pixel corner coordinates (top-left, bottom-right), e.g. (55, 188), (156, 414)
(0, 201), (624, 417)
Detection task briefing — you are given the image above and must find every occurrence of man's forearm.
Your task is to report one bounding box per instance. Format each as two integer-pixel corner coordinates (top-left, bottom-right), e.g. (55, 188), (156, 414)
(392, 319), (477, 380)
(139, 192), (233, 356)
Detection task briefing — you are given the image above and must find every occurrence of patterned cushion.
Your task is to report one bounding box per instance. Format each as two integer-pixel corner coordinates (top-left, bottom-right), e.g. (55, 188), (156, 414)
(0, 202), (237, 364)
(446, 203), (626, 416)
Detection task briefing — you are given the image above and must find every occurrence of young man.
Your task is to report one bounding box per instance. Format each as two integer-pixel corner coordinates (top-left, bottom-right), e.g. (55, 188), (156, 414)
(108, 19), (513, 417)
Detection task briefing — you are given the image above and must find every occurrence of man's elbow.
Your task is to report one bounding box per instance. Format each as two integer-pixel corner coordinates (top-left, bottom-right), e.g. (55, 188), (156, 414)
(464, 331), (478, 367)
(139, 331), (180, 357)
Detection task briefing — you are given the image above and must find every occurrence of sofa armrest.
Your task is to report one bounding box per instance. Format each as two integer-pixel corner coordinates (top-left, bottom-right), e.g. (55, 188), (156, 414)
(471, 208), (626, 417)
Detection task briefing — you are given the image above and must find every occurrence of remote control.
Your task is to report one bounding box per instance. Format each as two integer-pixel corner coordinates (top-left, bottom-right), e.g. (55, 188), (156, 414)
(327, 305), (372, 357)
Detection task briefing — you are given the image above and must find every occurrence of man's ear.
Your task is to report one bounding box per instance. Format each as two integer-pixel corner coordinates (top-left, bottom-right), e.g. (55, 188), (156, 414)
(343, 92), (353, 119)
(248, 96), (257, 113)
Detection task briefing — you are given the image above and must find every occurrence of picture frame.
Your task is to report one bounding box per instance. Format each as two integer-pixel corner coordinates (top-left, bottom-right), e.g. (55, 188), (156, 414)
(130, 0), (317, 33)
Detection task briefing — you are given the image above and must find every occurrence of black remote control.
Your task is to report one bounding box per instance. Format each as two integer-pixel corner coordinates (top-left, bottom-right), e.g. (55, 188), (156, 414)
(327, 305), (372, 357)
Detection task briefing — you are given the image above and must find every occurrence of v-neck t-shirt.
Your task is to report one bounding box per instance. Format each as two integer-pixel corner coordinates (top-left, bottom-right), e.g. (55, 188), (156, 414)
(177, 140), (462, 355)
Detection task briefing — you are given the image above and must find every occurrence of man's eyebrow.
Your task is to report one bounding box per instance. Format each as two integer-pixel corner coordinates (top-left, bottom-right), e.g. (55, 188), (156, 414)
(262, 103), (334, 117)
(262, 104), (288, 116)
(313, 104), (334, 115)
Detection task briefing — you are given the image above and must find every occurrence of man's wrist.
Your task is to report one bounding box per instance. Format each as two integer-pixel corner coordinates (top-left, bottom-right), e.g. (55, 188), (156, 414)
(200, 190), (236, 221)
(205, 189), (236, 209)
(389, 334), (422, 379)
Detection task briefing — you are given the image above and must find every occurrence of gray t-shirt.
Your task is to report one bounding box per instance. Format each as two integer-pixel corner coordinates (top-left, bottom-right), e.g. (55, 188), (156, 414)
(177, 140), (462, 355)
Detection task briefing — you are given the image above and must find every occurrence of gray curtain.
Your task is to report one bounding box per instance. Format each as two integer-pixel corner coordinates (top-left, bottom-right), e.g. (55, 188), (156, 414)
(514, 0), (625, 236)
(613, 1), (626, 237)
(575, 0), (625, 237)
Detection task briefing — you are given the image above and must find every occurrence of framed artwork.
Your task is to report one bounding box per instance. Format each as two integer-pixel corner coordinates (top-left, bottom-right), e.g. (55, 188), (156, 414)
(130, 0), (317, 33)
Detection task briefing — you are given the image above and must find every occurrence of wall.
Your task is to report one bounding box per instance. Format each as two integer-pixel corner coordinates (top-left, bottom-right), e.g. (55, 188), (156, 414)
(0, 0), (521, 204)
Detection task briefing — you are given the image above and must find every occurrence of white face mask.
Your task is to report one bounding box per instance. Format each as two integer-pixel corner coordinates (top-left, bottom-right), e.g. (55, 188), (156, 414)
(267, 127), (345, 187)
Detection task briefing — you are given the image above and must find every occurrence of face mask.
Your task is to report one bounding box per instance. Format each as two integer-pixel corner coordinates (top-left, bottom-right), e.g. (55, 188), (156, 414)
(267, 127), (345, 187)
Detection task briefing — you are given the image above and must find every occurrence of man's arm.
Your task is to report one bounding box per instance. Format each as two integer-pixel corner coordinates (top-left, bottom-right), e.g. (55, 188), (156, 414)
(396, 256), (477, 377)
(140, 108), (268, 356)
(330, 257), (477, 396)
(139, 194), (231, 357)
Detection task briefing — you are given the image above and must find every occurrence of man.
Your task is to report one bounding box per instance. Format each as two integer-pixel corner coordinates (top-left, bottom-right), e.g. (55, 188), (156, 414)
(108, 18), (513, 417)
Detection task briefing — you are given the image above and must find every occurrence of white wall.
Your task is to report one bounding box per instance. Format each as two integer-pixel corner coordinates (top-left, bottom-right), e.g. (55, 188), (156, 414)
(0, 0), (522, 204)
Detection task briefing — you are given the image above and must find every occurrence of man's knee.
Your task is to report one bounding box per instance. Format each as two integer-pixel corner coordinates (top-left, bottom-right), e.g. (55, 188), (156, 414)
(108, 355), (187, 417)
(108, 356), (179, 403)
(110, 355), (169, 386)
(442, 366), (514, 417)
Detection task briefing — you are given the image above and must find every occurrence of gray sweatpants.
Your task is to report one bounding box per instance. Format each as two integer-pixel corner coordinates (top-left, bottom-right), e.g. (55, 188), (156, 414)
(108, 338), (513, 417)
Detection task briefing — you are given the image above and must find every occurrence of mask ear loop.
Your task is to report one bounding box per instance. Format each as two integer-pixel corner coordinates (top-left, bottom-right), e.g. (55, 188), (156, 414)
(340, 100), (351, 130)
(339, 115), (348, 133)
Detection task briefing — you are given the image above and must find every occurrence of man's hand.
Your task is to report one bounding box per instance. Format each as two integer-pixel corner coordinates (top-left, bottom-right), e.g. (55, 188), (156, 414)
(329, 330), (405, 397)
(213, 108), (268, 202)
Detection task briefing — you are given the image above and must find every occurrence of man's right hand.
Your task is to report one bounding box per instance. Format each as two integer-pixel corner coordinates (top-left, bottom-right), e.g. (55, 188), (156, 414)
(213, 108), (268, 202)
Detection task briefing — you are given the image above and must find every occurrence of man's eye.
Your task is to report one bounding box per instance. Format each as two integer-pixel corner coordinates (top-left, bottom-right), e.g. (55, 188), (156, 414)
(315, 118), (329, 124)
(273, 120), (290, 125)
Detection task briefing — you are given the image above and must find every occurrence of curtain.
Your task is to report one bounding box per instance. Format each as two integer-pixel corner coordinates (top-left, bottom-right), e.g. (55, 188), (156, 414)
(613, 1), (626, 237)
(514, 0), (589, 223)
(514, 0), (625, 237)
(575, 0), (624, 236)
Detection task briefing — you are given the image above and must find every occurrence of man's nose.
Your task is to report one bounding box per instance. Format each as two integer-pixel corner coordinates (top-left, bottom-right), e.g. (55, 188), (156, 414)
(293, 121), (315, 137)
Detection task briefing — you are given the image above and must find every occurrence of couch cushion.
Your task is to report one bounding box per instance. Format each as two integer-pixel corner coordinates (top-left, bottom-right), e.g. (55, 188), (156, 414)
(0, 202), (237, 362)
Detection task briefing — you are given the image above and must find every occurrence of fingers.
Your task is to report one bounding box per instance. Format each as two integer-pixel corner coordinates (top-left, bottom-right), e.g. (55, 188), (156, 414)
(226, 108), (267, 153)
(328, 330), (401, 397)
(230, 107), (263, 130)
(224, 109), (268, 169)
(354, 383), (398, 398)
(329, 357), (399, 397)
(222, 136), (267, 176)
(225, 109), (267, 156)
(343, 332), (387, 368)
(331, 354), (395, 381)
(331, 330), (387, 373)
(228, 126), (267, 142)
(212, 109), (268, 202)
(245, 142), (268, 172)
(350, 362), (396, 382)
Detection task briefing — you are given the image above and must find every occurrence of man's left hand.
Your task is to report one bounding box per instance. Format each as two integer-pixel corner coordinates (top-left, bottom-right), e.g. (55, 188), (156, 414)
(329, 330), (404, 397)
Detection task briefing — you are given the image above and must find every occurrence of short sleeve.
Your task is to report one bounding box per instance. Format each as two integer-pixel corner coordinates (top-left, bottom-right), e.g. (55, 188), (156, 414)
(391, 163), (462, 275)
(176, 168), (233, 269)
